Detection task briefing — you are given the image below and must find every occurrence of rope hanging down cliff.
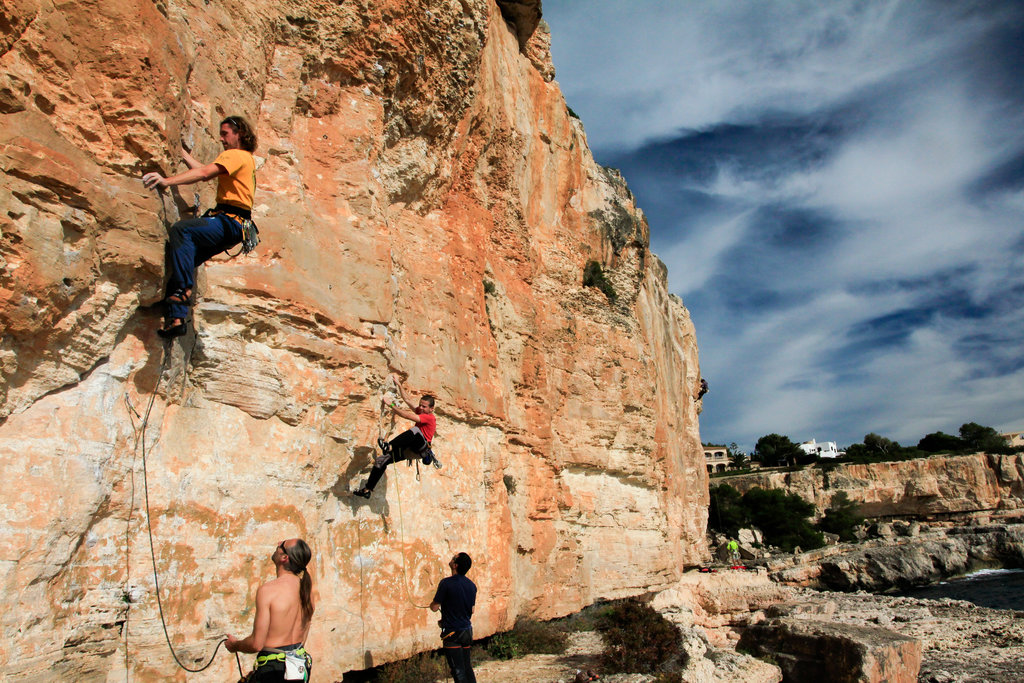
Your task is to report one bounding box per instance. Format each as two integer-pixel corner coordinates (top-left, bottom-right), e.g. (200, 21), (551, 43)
(351, 376), (435, 610)
(123, 341), (242, 676)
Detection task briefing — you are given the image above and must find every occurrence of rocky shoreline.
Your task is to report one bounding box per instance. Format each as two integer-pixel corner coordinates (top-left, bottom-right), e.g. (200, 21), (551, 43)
(696, 519), (1024, 682)
(469, 567), (1024, 682)
(470, 469), (1024, 681)
(389, 518), (1024, 682)
(779, 589), (1024, 683)
(757, 519), (1024, 593)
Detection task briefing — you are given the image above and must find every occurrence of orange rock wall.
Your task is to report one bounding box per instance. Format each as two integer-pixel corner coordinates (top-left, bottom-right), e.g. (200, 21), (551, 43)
(0, 1), (707, 680)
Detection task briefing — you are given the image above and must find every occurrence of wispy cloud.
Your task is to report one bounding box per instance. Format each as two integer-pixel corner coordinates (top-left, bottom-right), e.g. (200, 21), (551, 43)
(546, 0), (1024, 449)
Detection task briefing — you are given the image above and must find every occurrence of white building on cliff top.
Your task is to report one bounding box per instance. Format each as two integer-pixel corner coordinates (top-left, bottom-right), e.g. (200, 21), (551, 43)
(1001, 430), (1024, 448)
(799, 438), (841, 459)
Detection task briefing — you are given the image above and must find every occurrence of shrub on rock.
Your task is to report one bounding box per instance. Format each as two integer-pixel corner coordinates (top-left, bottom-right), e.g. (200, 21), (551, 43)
(597, 599), (683, 673)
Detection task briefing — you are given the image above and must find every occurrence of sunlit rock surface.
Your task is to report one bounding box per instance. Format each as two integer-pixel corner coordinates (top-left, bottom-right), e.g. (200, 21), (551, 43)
(0, 1), (706, 680)
(725, 454), (1024, 518)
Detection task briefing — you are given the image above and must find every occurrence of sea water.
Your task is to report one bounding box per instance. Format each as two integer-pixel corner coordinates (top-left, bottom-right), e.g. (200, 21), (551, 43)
(896, 568), (1024, 610)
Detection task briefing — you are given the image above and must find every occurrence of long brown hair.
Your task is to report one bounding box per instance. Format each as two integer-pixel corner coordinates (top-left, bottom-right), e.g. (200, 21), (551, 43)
(283, 539), (314, 625)
(221, 115), (257, 152)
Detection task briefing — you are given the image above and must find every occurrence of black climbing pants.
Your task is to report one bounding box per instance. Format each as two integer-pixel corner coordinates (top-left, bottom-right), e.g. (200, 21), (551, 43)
(364, 429), (428, 492)
(442, 628), (476, 683)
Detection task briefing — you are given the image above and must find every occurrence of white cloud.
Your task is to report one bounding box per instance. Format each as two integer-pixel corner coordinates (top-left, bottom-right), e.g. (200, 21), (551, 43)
(548, 0), (1004, 151)
(658, 209), (750, 293)
(546, 0), (1024, 449)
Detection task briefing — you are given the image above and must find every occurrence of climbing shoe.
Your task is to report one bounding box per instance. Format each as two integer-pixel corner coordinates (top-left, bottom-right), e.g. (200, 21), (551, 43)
(377, 437), (391, 454)
(352, 487), (372, 499)
(162, 288), (193, 306)
(157, 321), (188, 339)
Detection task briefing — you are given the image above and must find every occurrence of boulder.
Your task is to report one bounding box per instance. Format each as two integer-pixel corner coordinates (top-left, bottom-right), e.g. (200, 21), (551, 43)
(738, 527), (763, 545)
(892, 520), (911, 536)
(737, 618), (922, 683)
(871, 523), (894, 538)
(738, 544), (759, 561)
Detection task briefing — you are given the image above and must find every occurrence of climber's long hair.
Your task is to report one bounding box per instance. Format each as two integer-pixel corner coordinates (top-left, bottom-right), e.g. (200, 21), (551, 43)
(283, 539), (315, 626)
(221, 115), (257, 152)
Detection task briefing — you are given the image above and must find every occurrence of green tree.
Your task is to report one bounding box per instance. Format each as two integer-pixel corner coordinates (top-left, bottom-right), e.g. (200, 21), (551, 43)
(795, 449), (820, 467)
(741, 488), (824, 552)
(844, 432), (912, 462)
(959, 422), (1007, 453)
(727, 442), (748, 469)
(863, 432), (900, 455)
(816, 491), (864, 542)
(754, 434), (803, 467)
(708, 484), (746, 537)
(917, 431), (964, 452)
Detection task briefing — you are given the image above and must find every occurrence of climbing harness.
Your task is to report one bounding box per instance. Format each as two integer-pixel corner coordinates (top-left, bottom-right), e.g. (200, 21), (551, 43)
(205, 204), (260, 257)
(241, 646), (311, 682)
(123, 339), (242, 676)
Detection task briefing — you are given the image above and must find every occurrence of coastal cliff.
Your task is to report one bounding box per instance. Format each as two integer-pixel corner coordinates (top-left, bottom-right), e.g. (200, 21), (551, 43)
(0, 1), (706, 680)
(724, 453), (1024, 518)
(720, 454), (1024, 595)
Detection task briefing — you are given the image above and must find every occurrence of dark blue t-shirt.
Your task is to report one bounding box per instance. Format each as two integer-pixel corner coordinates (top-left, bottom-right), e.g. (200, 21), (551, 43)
(433, 574), (476, 630)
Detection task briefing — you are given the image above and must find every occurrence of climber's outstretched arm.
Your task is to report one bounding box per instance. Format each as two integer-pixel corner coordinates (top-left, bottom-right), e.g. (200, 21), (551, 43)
(392, 373), (418, 411)
(142, 162), (223, 190)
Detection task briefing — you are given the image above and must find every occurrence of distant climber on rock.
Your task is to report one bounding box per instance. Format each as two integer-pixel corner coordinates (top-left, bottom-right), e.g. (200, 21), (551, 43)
(226, 538), (314, 682)
(696, 377), (709, 400)
(353, 374), (440, 498)
(142, 116), (259, 338)
(727, 538), (740, 564)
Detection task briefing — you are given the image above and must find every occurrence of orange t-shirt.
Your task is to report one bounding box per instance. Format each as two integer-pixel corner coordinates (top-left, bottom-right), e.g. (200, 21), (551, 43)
(214, 149), (256, 210)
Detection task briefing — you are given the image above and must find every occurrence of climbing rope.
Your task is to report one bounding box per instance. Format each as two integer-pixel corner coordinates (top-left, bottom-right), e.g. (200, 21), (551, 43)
(374, 377), (434, 609)
(389, 453), (434, 610)
(123, 341), (241, 676)
(122, 346), (172, 680)
(355, 516), (366, 659)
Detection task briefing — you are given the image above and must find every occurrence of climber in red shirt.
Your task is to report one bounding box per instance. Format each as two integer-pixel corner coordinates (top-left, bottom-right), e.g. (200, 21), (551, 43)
(354, 375), (440, 498)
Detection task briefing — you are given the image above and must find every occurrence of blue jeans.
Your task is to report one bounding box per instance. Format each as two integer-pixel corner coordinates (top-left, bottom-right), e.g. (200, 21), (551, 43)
(164, 214), (241, 319)
(442, 628), (475, 683)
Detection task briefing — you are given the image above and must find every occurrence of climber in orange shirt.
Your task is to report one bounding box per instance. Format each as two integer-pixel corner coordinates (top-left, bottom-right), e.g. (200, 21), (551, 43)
(142, 116), (259, 338)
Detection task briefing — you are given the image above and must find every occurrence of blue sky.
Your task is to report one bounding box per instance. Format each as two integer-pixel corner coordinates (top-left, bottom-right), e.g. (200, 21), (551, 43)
(544, 1), (1024, 452)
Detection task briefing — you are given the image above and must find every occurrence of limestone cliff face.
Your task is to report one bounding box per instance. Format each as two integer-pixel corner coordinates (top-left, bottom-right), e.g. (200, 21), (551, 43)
(725, 454), (1024, 519)
(0, 1), (706, 680)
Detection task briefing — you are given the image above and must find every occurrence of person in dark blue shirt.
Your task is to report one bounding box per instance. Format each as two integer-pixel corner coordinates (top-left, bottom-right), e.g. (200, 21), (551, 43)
(430, 552), (477, 683)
